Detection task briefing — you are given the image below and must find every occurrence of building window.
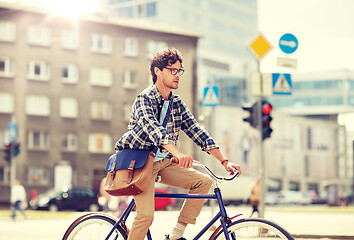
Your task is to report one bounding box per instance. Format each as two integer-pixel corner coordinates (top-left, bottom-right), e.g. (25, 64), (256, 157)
(0, 20), (16, 42)
(0, 166), (10, 184)
(61, 133), (78, 152)
(61, 64), (78, 84)
(88, 133), (112, 153)
(123, 70), (137, 89)
(0, 92), (14, 113)
(145, 2), (157, 18)
(124, 37), (139, 57)
(146, 40), (167, 58)
(91, 101), (112, 120)
(27, 60), (50, 81)
(28, 166), (50, 185)
(61, 30), (79, 50)
(27, 130), (50, 150)
(0, 57), (14, 77)
(116, 6), (134, 18)
(27, 26), (51, 47)
(307, 127), (312, 150)
(89, 67), (112, 87)
(90, 33), (112, 54)
(25, 95), (50, 116)
(60, 97), (78, 118)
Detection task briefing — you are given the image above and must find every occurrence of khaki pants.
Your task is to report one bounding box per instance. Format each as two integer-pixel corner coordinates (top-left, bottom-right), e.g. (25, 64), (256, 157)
(127, 157), (212, 240)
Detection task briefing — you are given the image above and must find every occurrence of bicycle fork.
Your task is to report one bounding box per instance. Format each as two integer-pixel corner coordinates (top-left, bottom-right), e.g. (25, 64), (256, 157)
(215, 188), (235, 240)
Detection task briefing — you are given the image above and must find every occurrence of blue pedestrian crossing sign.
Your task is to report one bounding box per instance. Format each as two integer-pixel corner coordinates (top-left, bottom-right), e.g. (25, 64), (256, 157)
(7, 123), (17, 141)
(272, 73), (292, 95)
(202, 85), (219, 107)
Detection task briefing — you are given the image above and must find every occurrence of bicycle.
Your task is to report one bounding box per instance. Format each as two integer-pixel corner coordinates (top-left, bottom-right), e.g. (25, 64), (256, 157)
(62, 161), (294, 240)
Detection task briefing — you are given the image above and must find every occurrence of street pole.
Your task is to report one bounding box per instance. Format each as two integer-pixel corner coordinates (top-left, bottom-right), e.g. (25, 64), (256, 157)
(8, 116), (18, 188)
(258, 61), (266, 218)
(9, 142), (16, 188)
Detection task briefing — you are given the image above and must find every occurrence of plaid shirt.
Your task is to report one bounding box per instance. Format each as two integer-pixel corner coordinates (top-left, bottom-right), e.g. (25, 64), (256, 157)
(115, 85), (217, 153)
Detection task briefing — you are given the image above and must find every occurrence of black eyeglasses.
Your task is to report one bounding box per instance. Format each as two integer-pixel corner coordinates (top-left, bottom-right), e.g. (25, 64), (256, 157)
(164, 67), (185, 76)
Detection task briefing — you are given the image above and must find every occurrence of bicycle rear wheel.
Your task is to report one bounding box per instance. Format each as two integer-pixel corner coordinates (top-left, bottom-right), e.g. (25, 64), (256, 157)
(213, 218), (294, 240)
(62, 213), (128, 240)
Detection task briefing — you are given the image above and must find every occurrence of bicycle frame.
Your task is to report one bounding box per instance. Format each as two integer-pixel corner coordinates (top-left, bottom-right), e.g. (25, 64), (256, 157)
(105, 187), (241, 240)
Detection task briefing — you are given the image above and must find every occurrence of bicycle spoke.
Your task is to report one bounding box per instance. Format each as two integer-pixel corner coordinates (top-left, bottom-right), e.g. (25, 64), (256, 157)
(214, 218), (294, 240)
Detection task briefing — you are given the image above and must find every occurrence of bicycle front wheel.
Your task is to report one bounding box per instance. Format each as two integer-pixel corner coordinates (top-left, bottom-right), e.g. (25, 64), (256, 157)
(213, 218), (294, 240)
(62, 213), (128, 240)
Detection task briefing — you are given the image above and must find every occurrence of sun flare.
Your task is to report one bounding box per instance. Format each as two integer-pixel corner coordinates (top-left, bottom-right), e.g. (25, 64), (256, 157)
(48, 0), (101, 22)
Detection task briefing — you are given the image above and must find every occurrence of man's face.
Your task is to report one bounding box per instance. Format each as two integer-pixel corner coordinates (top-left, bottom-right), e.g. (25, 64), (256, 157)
(160, 60), (183, 90)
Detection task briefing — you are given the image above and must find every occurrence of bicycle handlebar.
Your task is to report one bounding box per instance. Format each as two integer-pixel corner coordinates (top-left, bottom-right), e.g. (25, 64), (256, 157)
(171, 158), (240, 182)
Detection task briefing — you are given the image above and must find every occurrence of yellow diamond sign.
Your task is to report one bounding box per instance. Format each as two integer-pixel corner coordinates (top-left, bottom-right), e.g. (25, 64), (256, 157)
(248, 33), (273, 61)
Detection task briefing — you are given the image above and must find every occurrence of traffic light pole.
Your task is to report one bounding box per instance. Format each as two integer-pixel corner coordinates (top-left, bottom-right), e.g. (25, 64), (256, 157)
(9, 142), (17, 188)
(257, 63), (266, 218)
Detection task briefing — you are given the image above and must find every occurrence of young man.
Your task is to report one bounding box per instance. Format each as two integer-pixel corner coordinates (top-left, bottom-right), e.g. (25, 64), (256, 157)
(115, 48), (241, 240)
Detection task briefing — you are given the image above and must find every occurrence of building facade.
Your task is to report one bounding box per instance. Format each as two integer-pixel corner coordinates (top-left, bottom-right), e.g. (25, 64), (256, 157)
(0, 3), (199, 203)
(209, 107), (347, 199)
(269, 70), (354, 200)
(102, 0), (259, 104)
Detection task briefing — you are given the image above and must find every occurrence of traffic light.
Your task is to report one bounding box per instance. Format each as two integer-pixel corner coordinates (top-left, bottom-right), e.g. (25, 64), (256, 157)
(13, 142), (20, 156)
(3, 143), (12, 162)
(261, 100), (273, 140)
(242, 102), (258, 128)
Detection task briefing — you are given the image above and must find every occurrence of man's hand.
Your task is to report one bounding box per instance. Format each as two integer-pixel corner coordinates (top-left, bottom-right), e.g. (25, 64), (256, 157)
(162, 143), (194, 168)
(174, 153), (193, 168)
(222, 160), (241, 176)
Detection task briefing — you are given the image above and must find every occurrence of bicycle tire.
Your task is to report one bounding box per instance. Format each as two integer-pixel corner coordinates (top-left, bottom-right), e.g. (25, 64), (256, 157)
(62, 213), (128, 240)
(212, 218), (294, 240)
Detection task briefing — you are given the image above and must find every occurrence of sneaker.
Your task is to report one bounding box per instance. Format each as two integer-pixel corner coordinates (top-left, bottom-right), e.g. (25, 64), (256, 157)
(164, 235), (186, 240)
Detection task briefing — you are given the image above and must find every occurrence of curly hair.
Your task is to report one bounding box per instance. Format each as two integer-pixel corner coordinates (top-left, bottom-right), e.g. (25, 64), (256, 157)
(150, 47), (184, 84)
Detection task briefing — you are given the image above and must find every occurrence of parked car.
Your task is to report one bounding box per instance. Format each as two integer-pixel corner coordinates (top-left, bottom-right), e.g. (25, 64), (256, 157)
(265, 192), (279, 205)
(155, 188), (175, 211)
(278, 190), (311, 205)
(30, 187), (102, 212)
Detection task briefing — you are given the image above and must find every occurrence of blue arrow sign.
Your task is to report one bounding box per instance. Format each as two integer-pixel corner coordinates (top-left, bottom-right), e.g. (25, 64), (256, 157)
(202, 85), (219, 107)
(279, 33), (298, 54)
(272, 73), (292, 95)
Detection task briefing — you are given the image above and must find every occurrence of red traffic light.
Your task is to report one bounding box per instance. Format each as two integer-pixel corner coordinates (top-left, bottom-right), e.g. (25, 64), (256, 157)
(262, 103), (272, 114)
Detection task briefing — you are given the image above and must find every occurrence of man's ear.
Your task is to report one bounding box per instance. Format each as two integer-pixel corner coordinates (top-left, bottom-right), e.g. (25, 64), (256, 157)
(154, 67), (161, 76)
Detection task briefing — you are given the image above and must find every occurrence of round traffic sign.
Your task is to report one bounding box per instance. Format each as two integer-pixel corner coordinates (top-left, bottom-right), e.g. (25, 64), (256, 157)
(279, 33), (298, 54)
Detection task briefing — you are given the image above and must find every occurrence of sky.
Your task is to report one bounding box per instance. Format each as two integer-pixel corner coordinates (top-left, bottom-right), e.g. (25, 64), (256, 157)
(258, 0), (354, 74)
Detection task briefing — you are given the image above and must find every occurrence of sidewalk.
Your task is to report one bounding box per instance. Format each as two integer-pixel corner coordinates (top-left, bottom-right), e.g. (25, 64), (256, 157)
(263, 206), (354, 239)
(1, 205), (353, 239)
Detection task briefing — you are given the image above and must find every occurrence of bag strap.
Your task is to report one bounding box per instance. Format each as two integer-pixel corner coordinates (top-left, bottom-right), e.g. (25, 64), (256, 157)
(126, 160), (136, 183)
(152, 100), (173, 155)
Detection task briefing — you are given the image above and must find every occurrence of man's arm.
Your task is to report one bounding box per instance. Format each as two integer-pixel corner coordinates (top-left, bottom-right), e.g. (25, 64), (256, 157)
(163, 144), (241, 175)
(162, 143), (193, 168)
(208, 148), (241, 175)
